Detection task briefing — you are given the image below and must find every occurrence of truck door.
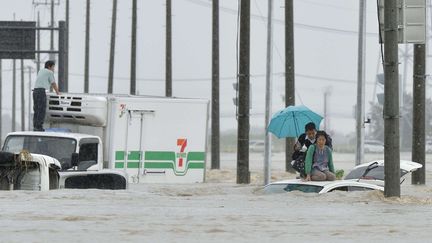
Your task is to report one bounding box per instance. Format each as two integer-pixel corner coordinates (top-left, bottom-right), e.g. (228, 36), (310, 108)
(122, 109), (154, 183)
(78, 138), (99, 170)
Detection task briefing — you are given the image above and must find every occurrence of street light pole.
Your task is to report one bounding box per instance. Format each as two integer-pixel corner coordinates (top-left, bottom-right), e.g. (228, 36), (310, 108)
(264, 0), (274, 185)
(356, 0), (366, 166)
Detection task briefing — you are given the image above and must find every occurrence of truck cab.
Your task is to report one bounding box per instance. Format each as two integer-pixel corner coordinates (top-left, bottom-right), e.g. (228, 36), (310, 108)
(2, 131), (127, 190)
(0, 151), (61, 191)
(3, 131), (102, 171)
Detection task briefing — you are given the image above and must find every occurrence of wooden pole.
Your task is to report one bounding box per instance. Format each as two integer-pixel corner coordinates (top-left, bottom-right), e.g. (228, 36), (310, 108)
(108, 0), (118, 94)
(383, 0), (400, 197)
(211, 0), (220, 170)
(165, 0), (172, 97)
(130, 0), (137, 95)
(84, 0), (91, 93)
(285, 0), (295, 173)
(411, 44), (426, 185)
(237, 0), (250, 184)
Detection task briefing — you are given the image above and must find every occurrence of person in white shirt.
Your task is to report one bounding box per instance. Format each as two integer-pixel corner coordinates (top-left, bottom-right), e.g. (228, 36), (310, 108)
(33, 60), (60, 131)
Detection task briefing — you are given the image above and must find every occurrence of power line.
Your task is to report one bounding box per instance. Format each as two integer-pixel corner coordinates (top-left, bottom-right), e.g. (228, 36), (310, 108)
(183, 0), (379, 37)
(65, 71), (374, 85)
(300, 0), (375, 13)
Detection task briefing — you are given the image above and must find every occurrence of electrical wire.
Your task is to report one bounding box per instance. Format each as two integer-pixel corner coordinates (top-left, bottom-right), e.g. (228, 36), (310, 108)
(235, 0), (241, 120)
(184, 0), (379, 37)
(253, 0), (304, 105)
(376, 0), (385, 73)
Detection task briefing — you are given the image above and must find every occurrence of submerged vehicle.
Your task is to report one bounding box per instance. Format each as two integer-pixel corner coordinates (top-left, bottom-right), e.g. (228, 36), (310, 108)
(0, 151), (127, 191)
(264, 180), (384, 194)
(3, 132), (127, 190)
(0, 151), (61, 191)
(3, 93), (209, 188)
(264, 160), (422, 194)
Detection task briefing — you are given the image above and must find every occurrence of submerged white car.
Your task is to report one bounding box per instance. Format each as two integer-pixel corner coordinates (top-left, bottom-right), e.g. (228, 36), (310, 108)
(264, 160), (422, 194)
(264, 180), (384, 194)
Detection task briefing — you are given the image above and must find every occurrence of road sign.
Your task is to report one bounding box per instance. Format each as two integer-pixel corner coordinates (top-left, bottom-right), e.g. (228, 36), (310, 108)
(0, 21), (36, 59)
(378, 0), (426, 44)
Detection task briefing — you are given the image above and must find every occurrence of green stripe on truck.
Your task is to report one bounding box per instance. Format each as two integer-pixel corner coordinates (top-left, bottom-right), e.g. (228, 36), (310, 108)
(187, 152), (205, 161)
(115, 151), (141, 161)
(115, 162), (140, 169)
(114, 151), (205, 170)
(114, 161), (204, 169)
(145, 151), (175, 161)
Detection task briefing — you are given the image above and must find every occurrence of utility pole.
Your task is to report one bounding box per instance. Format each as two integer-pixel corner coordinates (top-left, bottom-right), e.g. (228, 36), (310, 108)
(20, 59), (25, 131)
(27, 67), (32, 131)
(65, 0), (69, 91)
(50, 0), (55, 61)
(0, 60), (2, 143)
(237, 0), (250, 184)
(130, 0), (137, 95)
(58, 21), (66, 92)
(12, 59), (16, 132)
(285, 0), (296, 173)
(108, 0), (118, 94)
(384, 0), (400, 197)
(37, 11), (41, 73)
(166, 0), (172, 97)
(356, 0), (366, 166)
(211, 0), (220, 170)
(412, 43), (426, 185)
(264, 0), (274, 185)
(12, 13), (16, 133)
(84, 0), (90, 93)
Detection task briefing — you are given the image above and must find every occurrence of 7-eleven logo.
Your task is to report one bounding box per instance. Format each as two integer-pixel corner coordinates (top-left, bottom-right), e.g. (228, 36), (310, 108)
(176, 138), (187, 168)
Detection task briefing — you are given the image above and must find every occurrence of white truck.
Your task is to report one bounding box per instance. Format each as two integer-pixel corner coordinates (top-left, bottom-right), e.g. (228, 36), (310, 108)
(0, 151), (61, 191)
(2, 93), (209, 187)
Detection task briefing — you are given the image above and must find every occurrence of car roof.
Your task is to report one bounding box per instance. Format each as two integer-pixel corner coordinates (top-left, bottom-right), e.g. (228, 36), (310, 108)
(351, 160), (422, 173)
(266, 179), (384, 190)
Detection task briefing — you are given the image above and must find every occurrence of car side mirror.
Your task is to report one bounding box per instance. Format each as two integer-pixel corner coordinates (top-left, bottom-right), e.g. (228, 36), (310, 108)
(71, 152), (79, 167)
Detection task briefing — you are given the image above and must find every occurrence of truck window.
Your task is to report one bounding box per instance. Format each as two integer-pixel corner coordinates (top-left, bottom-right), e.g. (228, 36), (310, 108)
(79, 143), (98, 162)
(3, 135), (76, 169)
(76, 142), (98, 170)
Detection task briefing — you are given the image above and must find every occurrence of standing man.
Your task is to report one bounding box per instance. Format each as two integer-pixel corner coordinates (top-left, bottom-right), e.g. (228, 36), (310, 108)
(33, 60), (60, 131)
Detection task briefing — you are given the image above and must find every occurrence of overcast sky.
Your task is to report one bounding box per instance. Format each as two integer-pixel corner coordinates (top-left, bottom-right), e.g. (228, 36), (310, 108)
(0, 0), (430, 137)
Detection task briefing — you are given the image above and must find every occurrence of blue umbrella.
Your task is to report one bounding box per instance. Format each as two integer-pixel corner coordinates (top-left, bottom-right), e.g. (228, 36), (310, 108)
(268, 105), (323, 138)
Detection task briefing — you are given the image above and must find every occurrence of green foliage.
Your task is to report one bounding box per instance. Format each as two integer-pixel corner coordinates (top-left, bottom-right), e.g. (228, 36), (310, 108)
(335, 169), (344, 180)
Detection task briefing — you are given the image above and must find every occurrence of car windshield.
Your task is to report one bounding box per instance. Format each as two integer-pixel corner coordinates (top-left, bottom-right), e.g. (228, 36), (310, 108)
(3, 135), (77, 167)
(284, 184), (323, 193)
(345, 166), (408, 180)
(265, 183), (323, 193)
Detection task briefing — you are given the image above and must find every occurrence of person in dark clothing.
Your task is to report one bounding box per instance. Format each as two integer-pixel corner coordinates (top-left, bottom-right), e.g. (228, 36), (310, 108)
(33, 60), (60, 131)
(291, 122), (317, 160)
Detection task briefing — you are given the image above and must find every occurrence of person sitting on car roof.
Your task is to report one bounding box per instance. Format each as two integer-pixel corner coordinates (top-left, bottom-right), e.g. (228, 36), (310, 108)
(304, 130), (336, 181)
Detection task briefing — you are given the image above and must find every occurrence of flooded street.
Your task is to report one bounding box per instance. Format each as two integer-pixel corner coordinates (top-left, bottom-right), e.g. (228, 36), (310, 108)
(0, 152), (431, 242)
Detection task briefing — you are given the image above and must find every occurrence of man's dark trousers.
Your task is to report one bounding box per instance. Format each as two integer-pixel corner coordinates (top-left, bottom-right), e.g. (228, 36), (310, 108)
(33, 88), (46, 131)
